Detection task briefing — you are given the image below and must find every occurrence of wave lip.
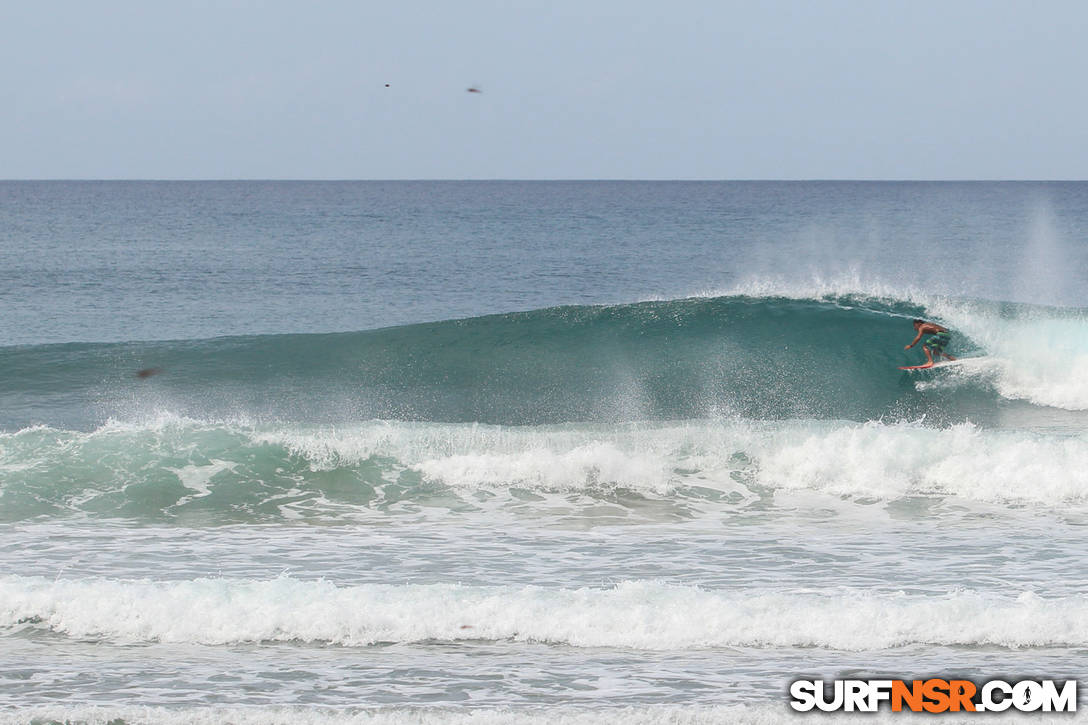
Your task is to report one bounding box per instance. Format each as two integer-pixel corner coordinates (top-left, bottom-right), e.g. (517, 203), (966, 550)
(4, 575), (1087, 651)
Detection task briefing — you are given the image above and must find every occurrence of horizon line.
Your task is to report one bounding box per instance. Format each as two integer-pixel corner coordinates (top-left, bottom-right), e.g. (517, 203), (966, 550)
(2, 178), (1086, 183)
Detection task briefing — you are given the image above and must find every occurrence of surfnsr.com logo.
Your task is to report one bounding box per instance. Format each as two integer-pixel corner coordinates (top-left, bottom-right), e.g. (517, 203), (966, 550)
(790, 679), (1077, 713)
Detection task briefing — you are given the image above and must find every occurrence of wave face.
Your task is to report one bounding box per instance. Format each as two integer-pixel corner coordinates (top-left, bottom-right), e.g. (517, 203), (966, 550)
(4, 293), (1088, 430)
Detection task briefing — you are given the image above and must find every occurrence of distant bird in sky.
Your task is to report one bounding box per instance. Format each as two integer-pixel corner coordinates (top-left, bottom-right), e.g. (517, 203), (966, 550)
(466, 87), (482, 93)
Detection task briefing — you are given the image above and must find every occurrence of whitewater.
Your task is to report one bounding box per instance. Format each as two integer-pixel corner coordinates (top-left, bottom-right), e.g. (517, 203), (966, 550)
(3, 181), (1088, 723)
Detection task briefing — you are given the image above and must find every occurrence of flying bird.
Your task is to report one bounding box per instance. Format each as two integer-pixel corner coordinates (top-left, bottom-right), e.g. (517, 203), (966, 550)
(466, 87), (482, 94)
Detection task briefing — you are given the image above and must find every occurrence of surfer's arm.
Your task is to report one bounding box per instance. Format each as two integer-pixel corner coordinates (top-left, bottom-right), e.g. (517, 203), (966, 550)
(905, 331), (923, 349)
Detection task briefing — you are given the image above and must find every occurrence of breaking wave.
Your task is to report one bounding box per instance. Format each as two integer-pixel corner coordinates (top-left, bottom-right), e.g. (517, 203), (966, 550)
(5, 575), (1086, 651)
(3, 293), (1088, 432)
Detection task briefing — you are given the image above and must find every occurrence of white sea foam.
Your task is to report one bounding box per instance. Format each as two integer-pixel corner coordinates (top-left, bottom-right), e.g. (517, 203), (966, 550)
(6, 416), (1088, 512)
(0, 706), (754, 725)
(256, 422), (690, 495)
(926, 297), (1088, 411)
(2, 704), (1081, 725)
(256, 419), (1088, 505)
(4, 575), (1088, 650)
(748, 420), (1088, 502)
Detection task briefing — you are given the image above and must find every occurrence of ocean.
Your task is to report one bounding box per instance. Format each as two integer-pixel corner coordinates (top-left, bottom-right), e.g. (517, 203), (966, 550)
(2, 181), (1088, 724)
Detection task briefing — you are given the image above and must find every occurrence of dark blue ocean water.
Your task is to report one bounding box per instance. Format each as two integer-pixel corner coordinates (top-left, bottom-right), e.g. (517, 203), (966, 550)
(3, 181), (1088, 724)
(4, 181), (1087, 345)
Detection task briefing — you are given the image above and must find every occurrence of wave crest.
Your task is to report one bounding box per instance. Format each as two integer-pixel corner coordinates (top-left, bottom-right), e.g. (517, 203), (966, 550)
(4, 418), (1088, 522)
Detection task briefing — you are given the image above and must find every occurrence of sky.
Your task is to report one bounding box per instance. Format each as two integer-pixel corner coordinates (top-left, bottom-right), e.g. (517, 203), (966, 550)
(2, 0), (1087, 179)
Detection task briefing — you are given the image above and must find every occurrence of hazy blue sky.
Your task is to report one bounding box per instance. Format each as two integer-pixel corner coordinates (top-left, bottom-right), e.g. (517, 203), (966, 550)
(3, 0), (1086, 179)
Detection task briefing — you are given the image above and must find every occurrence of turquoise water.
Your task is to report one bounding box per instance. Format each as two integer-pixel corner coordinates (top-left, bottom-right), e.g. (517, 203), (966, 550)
(3, 182), (1088, 724)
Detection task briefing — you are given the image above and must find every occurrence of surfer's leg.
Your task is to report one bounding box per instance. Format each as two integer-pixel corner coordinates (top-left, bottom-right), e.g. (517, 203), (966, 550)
(927, 332), (954, 362)
(922, 345), (934, 366)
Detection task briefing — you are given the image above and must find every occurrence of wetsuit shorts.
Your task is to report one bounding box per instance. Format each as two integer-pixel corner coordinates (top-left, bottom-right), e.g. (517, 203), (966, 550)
(925, 331), (951, 353)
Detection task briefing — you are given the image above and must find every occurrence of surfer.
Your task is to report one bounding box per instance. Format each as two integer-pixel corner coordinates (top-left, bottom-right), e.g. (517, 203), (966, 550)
(904, 319), (956, 368)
